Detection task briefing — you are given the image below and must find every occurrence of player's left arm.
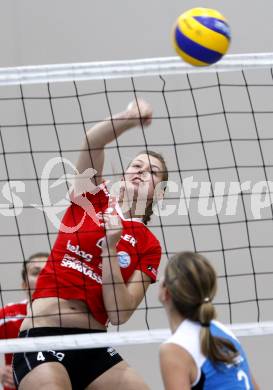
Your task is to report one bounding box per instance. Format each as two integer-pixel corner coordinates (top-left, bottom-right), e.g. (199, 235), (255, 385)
(101, 211), (154, 325)
(159, 343), (193, 390)
(102, 252), (152, 325)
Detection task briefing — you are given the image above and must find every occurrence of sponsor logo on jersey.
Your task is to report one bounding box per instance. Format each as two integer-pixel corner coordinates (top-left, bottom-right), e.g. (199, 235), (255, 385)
(118, 251), (131, 268)
(147, 265), (157, 277)
(62, 254), (76, 261)
(107, 347), (118, 357)
(96, 234), (137, 250)
(121, 234), (137, 247)
(61, 257), (102, 284)
(66, 240), (93, 262)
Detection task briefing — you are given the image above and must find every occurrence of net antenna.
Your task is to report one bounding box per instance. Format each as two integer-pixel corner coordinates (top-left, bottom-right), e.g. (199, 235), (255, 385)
(0, 53), (273, 352)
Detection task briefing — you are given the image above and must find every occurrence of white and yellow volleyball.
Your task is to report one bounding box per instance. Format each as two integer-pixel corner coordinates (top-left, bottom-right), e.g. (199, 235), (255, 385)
(172, 8), (231, 66)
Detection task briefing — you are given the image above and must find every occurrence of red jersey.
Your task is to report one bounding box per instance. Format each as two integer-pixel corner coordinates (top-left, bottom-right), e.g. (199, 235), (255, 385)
(33, 183), (161, 325)
(0, 300), (27, 381)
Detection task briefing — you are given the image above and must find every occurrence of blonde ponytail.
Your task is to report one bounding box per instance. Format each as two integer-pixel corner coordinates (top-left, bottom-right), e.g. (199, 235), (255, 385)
(165, 252), (239, 366)
(198, 301), (238, 365)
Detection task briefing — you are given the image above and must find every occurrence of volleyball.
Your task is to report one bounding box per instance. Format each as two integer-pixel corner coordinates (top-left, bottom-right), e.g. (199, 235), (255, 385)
(172, 8), (231, 66)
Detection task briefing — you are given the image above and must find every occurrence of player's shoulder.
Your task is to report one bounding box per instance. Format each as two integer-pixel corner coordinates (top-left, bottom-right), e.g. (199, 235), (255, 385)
(116, 205), (161, 249)
(165, 320), (205, 366)
(138, 223), (161, 251)
(160, 341), (191, 362)
(129, 217), (161, 246)
(166, 319), (201, 346)
(140, 221), (159, 239)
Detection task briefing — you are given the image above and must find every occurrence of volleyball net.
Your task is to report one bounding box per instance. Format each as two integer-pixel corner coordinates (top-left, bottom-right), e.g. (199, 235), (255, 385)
(1, 53), (273, 352)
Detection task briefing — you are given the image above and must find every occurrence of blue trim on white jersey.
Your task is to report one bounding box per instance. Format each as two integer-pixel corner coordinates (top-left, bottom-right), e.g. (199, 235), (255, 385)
(165, 320), (254, 389)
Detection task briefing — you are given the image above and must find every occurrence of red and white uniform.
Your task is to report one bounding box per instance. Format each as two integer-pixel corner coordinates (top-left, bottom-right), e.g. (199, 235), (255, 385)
(33, 183), (161, 325)
(0, 300), (27, 388)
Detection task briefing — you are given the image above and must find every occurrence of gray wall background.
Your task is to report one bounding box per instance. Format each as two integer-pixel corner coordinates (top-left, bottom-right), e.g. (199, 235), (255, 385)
(0, 1), (273, 389)
(1, 0), (273, 66)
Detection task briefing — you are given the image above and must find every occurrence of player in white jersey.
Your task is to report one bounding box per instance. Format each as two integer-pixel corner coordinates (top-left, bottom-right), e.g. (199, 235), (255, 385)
(158, 251), (260, 390)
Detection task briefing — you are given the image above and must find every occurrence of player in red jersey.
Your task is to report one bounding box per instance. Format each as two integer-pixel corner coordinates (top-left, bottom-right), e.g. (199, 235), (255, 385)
(0, 253), (47, 390)
(13, 99), (169, 390)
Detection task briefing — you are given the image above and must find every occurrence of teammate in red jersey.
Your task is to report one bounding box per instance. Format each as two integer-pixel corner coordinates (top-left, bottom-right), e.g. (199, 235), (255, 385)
(13, 99), (168, 390)
(0, 253), (47, 390)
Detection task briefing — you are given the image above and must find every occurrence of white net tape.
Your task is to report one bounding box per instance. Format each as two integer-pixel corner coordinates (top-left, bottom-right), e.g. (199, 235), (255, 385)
(0, 322), (273, 354)
(0, 53), (273, 85)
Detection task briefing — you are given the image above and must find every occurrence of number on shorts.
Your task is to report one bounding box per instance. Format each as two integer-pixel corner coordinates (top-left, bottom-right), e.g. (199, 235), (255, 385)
(237, 369), (250, 389)
(37, 351), (45, 361)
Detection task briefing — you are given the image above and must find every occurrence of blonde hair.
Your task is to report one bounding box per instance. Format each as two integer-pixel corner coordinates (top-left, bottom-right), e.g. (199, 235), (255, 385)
(164, 251), (238, 365)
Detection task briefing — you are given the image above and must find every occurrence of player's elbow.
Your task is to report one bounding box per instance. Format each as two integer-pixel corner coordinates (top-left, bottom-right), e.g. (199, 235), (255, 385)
(109, 317), (126, 326)
(108, 311), (132, 325)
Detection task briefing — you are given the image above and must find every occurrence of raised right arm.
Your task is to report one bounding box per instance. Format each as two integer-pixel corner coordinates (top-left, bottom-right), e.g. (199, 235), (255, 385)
(76, 99), (152, 185)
